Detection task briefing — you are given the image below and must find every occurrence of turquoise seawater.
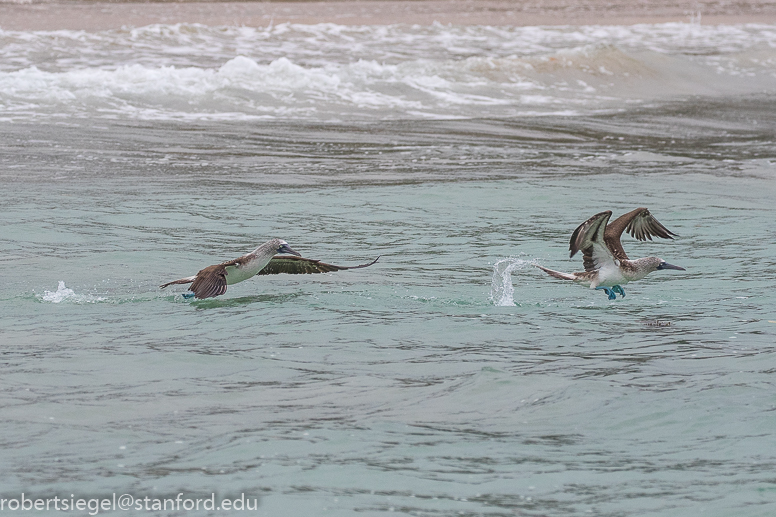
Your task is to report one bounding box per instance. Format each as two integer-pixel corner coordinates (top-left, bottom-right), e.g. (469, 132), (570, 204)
(1, 22), (776, 516)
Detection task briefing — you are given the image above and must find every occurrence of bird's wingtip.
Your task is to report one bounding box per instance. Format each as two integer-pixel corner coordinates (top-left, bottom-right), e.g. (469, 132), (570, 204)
(354, 256), (380, 268)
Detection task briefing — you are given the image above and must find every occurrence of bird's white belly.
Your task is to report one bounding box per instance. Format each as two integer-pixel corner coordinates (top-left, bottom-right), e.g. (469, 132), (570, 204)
(225, 257), (271, 285)
(595, 263), (628, 287)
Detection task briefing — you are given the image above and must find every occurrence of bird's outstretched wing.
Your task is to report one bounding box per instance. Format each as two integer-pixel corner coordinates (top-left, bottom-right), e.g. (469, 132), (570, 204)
(188, 264), (229, 299)
(258, 256), (379, 275)
(160, 275), (196, 289)
(185, 256), (250, 299)
(569, 211), (615, 272)
(604, 207), (677, 261)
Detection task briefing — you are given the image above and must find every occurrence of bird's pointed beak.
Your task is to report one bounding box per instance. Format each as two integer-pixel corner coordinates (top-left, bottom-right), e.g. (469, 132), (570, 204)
(657, 262), (685, 271)
(278, 243), (302, 257)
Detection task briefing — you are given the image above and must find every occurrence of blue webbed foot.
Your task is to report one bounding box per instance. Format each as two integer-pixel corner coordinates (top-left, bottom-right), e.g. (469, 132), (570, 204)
(182, 292), (195, 299)
(611, 285), (625, 298)
(595, 286), (617, 300)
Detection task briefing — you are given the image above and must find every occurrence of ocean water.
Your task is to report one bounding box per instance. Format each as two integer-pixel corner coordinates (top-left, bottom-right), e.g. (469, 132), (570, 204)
(1, 21), (776, 516)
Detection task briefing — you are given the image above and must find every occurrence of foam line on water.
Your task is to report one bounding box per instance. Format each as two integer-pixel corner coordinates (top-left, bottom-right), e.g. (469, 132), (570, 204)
(490, 257), (538, 307)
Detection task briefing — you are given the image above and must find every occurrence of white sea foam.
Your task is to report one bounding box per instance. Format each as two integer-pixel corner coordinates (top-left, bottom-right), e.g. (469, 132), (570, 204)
(40, 281), (106, 304)
(490, 258), (538, 307)
(0, 23), (774, 121)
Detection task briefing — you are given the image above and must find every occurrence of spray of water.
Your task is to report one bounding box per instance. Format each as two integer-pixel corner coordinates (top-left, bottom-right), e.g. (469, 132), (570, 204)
(490, 257), (537, 307)
(40, 281), (106, 304)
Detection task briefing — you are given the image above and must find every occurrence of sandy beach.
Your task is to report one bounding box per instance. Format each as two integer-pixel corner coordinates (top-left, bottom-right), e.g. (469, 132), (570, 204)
(2, 0), (776, 30)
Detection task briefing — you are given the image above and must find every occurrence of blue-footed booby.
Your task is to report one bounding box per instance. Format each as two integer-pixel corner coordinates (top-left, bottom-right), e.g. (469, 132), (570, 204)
(160, 238), (378, 299)
(536, 208), (685, 299)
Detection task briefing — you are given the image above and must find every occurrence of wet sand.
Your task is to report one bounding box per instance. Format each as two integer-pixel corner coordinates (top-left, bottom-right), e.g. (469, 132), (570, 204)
(2, 0), (776, 31)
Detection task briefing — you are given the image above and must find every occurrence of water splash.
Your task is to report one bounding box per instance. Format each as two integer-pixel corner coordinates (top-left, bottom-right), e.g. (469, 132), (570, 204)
(40, 281), (106, 304)
(490, 258), (537, 307)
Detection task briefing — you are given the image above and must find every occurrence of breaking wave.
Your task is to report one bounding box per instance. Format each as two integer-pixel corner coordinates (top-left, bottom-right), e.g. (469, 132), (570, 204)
(0, 23), (774, 121)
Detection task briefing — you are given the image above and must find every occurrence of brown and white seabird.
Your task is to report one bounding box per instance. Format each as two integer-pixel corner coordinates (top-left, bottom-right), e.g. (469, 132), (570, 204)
(536, 208), (685, 299)
(160, 238), (378, 299)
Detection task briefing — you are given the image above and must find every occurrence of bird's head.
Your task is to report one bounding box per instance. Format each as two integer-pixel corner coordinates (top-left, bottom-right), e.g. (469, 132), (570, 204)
(651, 257), (685, 273)
(259, 238), (302, 257)
(274, 239), (301, 257)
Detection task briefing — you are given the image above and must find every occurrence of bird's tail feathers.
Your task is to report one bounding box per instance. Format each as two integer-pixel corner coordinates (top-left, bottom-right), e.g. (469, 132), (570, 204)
(535, 265), (576, 281)
(160, 276), (197, 289)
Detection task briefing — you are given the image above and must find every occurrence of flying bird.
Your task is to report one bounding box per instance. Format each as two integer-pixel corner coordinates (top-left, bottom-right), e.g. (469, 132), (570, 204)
(160, 238), (378, 299)
(536, 208), (685, 299)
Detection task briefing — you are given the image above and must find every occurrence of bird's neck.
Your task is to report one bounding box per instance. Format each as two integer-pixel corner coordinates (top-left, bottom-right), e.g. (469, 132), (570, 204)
(246, 245), (277, 270)
(235, 243), (279, 274)
(251, 241), (277, 256)
(624, 258), (655, 281)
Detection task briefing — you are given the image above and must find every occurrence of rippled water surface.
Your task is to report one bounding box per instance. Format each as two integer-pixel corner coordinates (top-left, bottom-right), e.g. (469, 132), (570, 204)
(1, 21), (776, 516)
